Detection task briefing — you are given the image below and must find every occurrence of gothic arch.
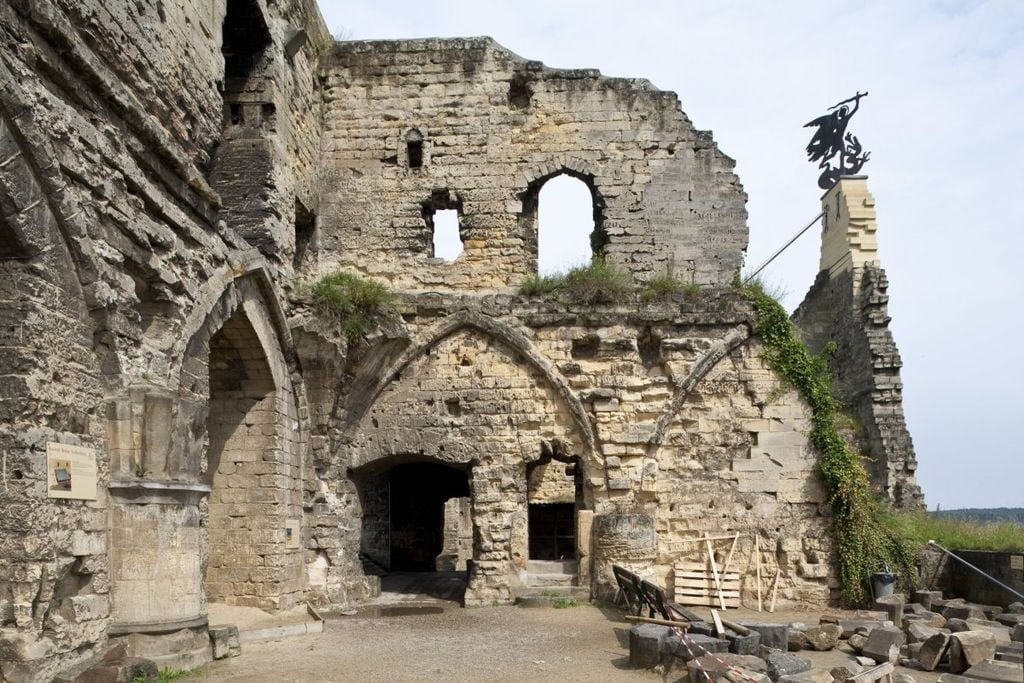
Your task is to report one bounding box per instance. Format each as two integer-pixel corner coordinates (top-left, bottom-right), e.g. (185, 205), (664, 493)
(344, 310), (596, 462)
(647, 324), (751, 453)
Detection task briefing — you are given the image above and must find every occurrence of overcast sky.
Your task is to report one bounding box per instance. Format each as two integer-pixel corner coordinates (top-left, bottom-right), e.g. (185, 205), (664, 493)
(319, 1), (1024, 509)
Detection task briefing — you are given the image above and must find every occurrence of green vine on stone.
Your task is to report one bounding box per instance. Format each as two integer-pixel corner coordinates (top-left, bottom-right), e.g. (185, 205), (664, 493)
(741, 280), (917, 605)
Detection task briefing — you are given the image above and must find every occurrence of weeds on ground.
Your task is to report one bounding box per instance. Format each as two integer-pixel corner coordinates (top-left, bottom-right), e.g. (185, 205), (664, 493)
(308, 270), (394, 341)
(552, 598), (579, 609)
(132, 669), (190, 683)
(892, 512), (1024, 553)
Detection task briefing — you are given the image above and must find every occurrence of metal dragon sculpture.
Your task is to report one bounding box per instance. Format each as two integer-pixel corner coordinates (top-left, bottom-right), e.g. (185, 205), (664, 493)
(804, 92), (871, 190)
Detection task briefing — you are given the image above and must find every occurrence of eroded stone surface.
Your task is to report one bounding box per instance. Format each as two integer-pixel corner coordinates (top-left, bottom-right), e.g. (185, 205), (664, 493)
(0, 0), (923, 678)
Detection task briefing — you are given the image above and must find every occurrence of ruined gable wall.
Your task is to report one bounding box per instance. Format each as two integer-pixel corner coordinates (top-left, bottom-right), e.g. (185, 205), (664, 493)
(316, 38), (747, 291)
(793, 267), (922, 509)
(308, 293), (838, 607)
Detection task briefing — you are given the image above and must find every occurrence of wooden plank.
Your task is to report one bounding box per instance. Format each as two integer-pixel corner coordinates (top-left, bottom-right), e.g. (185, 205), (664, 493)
(711, 609), (725, 637)
(674, 571), (740, 580)
(667, 534), (743, 544)
(674, 577), (741, 587)
(755, 536), (763, 612)
(768, 570), (780, 613)
(721, 533), (739, 577)
(675, 589), (741, 598)
(674, 596), (741, 608)
(704, 532), (726, 611)
(675, 584), (740, 594)
(675, 585), (741, 594)
(624, 615), (691, 629)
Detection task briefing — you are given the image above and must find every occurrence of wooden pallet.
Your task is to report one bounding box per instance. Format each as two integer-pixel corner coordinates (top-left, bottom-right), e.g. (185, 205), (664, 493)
(674, 562), (741, 608)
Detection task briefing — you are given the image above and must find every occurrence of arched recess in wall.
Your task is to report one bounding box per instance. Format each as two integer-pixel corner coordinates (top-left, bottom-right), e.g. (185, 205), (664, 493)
(337, 310), (597, 465)
(520, 168), (607, 276)
(171, 270), (307, 611)
(342, 324), (593, 602)
(0, 86), (110, 391)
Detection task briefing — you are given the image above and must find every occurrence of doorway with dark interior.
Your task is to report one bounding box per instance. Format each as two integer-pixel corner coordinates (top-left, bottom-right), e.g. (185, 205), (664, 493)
(356, 459), (472, 604)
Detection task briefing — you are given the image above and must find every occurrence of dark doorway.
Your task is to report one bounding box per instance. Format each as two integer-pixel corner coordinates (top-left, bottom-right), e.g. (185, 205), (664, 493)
(528, 503), (576, 561)
(389, 463), (469, 570)
(357, 460), (470, 573)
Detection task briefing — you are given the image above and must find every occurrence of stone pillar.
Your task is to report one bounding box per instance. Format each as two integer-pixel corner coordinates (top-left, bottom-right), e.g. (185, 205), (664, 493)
(818, 175), (878, 278)
(107, 483), (212, 669)
(591, 513), (657, 601)
(465, 464), (522, 606)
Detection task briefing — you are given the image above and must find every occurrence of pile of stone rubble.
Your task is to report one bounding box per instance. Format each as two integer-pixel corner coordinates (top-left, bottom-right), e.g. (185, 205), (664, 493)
(629, 590), (1024, 682)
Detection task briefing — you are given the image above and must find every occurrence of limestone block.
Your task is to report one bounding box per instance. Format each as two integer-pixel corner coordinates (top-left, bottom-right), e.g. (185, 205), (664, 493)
(962, 659), (1024, 682)
(765, 651), (811, 681)
(738, 622), (788, 651)
(948, 631), (997, 674)
(803, 623), (841, 651)
(874, 595), (905, 624)
(629, 623), (668, 668)
(862, 626), (905, 664)
(71, 530), (106, 557)
(209, 624), (241, 660)
(906, 621), (942, 644)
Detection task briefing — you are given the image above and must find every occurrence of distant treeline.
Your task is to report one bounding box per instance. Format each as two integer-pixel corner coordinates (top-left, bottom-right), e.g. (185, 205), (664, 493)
(934, 508), (1024, 524)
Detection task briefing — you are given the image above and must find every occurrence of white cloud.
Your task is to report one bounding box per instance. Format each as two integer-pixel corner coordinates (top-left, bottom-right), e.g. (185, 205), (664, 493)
(317, 0), (1024, 508)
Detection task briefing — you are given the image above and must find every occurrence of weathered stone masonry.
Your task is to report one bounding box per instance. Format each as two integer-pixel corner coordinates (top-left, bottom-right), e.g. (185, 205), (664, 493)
(0, 3), (921, 678)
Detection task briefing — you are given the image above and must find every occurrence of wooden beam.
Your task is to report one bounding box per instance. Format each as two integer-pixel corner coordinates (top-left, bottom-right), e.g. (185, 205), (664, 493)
(624, 615), (691, 629)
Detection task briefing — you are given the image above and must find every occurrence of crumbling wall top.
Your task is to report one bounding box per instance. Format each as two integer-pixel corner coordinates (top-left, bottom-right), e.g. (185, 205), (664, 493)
(315, 36), (748, 291)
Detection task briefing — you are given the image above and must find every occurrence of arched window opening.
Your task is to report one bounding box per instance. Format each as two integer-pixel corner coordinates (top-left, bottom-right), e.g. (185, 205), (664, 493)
(432, 210), (462, 261)
(422, 190), (463, 262)
(532, 173), (605, 276)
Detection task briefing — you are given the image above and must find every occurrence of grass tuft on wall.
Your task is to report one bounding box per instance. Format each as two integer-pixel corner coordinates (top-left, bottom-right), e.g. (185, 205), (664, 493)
(519, 258), (634, 304)
(309, 270), (394, 341)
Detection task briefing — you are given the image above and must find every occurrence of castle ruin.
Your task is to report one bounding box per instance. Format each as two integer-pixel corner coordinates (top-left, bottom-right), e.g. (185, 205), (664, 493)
(0, 0), (921, 677)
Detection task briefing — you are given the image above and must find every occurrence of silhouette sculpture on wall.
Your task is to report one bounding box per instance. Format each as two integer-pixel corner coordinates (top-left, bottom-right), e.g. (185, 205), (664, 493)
(804, 92), (871, 190)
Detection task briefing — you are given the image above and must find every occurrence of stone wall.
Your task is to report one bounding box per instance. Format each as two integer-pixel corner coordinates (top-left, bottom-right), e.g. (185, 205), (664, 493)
(0, 6), (921, 677)
(316, 38), (747, 291)
(0, 0), (328, 677)
(792, 178), (923, 509)
(297, 295), (839, 607)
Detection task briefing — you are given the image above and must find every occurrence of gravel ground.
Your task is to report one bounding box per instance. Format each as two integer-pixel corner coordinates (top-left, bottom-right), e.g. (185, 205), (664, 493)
(194, 604), (944, 682)
(197, 603), (651, 682)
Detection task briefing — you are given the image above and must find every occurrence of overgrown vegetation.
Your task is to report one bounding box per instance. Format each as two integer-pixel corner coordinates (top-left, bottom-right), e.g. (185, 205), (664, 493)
(309, 270), (394, 341)
(639, 275), (699, 302)
(132, 668), (190, 683)
(894, 512), (1024, 553)
(553, 598), (579, 608)
(519, 259), (638, 304)
(560, 258), (634, 304)
(519, 273), (563, 297)
(740, 278), (918, 605)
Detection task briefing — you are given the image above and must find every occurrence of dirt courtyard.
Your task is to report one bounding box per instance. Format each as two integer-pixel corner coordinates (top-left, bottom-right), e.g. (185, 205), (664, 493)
(194, 603), (944, 683)
(198, 604), (652, 682)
